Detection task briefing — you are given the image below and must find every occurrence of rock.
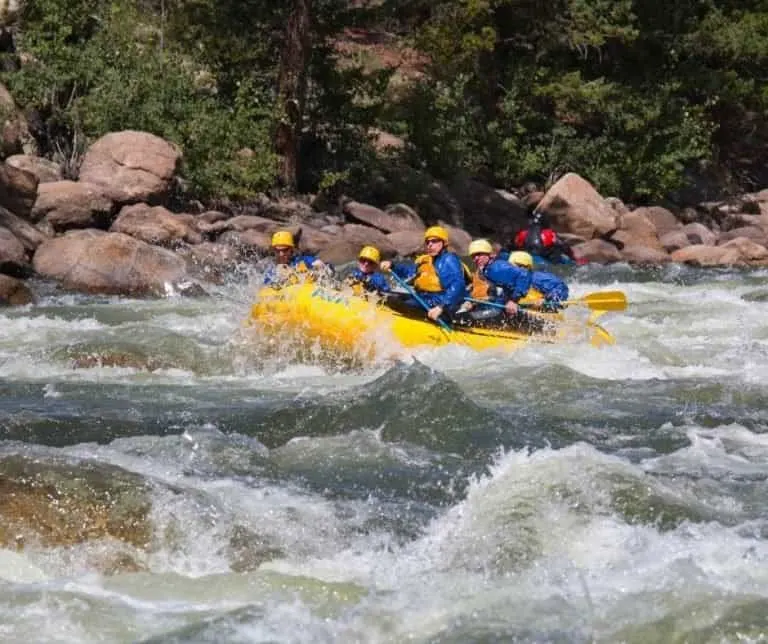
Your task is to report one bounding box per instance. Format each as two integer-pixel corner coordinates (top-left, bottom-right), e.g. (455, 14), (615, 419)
(369, 128), (405, 152)
(78, 131), (181, 205)
(681, 222), (716, 246)
(5, 154), (62, 183)
(605, 196), (630, 215)
(620, 245), (671, 264)
(0, 161), (37, 217)
(343, 200), (423, 233)
(611, 210), (665, 252)
(719, 236), (768, 261)
(386, 229), (424, 257)
(717, 226), (768, 247)
(110, 203), (202, 246)
(33, 230), (190, 296)
(670, 244), (743, 266)
(523, 191), (545, 210)
(537, 173), (617, 239)
(571, 239), (623, 263)
(218, 229), (271, 256)
(438, 221), (471, 255)
(294, 226), (334, 255)
(0, 205), (48, 251)
(197, 210), (230, 224)
(0, 225), (29, 275)
(634, 206), (680, 237)
(317, 239), (362, 265)
(659, 230), (690, 253)
(0, 273), (32, 305)
(177, 242), (242, 283)
(448, 177), (527, 238)
(32, 180), (113, 230)
(341, 223), (397, 256)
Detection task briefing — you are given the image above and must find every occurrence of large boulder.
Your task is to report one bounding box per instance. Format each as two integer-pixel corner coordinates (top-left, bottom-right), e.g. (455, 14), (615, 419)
(33, 230), (190, 296)
(5, 154), (62, 184)
(110, 203), (202, 246)
(571, 239), (622, 263)
(681, 222), (716, 246)
(659, 230), (690, 253)
(620, 245), (671, 265)
(611, 210), (665, 253)
(448, 178), (527, 239)
(0, 161), (38, 217)
(343, 200), (423, 233)
(386, 229), (424, 257)
(536, 173), (617, 239)
(0, 225), (29, 275)
(634, 206), (680, 238)
(719, 236), (768, 262)
(0, 205), (48, 251)
(31, 180), (113, 230)
(670, 244), (743, 266)
(717, 226), (768, 247)
(78, 131), (181, 205)
(0, 82), (36, 158)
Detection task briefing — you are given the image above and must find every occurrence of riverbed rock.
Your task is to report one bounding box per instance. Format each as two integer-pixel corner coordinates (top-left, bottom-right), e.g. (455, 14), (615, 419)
(536, 173), (617, 239)
(0, 160), (37, 217)
(719, 236), (768, 261)
(635, 206), (680, 237)
(31, 180), (114, 230)
(0, 273), (32, 305)
(0, 224), (29, 275)
(611, 210), (665, 253)
(5, 154), (62, 183)
(572, 239), (622, 263)
(716, 225), (768, 247)
(0, 204), (48, 251)
(343, 200), (423, 233)
(681, 222), (717, 246)
(78, 131), (181, 205)
(670, 244), (743, 266)
(33, 229), (190, 296)
(659, 230), (690, 253)
(110, 203), (202, 246)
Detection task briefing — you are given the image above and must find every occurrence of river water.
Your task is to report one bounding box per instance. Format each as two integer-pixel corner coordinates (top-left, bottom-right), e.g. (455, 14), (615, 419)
(1, 264), (767, 643)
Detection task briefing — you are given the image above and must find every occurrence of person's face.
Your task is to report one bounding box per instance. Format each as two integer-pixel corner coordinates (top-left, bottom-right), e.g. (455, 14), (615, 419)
(358, 257), (376, 274)
(471, 253), (491, 270)
(273, 246), (293, 264)
(424, 237), (444, 257)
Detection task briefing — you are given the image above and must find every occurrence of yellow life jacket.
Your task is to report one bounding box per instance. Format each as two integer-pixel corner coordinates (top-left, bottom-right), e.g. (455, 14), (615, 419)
(469, 271), (491, 299)
(274, 259), (313, 286)
(519, 287), (544, 305)
(412, 254), (442, 293)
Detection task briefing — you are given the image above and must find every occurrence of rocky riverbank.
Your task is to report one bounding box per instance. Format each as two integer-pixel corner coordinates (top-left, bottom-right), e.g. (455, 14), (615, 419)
(2, 128), (768, 305)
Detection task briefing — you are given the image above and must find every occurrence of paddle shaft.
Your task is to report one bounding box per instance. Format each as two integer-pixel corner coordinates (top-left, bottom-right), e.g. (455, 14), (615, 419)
(387, 271), (452, 332)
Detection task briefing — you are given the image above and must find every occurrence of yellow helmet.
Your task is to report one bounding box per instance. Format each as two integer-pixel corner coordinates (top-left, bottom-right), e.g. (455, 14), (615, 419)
(358, 245), (381, 264)
(509, 251), (534, 269)
(424, 226), (449, 243)
(468, 239), (493, 256)
(271, 230), (295, 248)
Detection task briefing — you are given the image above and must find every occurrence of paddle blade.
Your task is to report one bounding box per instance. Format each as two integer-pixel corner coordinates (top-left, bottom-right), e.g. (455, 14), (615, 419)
(576, 290), (627, 311)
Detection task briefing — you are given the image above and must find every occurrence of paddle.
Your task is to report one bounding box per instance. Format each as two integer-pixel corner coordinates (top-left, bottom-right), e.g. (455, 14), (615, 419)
(466, 291), (626, 312)
(566, 290), (627, 311)
(387, 270), (452, 333)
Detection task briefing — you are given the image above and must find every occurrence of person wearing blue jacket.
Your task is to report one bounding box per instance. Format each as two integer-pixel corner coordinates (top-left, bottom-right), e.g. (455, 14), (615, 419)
(481, 252), (533, 317)
(349, 246), (390, 294)
(263, 230), (330, 286)
(508, 251), (569, 310)
(380, 226), (466, 322)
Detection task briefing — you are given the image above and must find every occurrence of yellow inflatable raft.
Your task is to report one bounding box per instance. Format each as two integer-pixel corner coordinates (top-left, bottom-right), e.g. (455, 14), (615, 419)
(248, 282), (614, 360)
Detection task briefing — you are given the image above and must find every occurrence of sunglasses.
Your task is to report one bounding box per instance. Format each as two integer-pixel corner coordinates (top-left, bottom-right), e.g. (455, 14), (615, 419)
(425, 238), (443, 245)
(273, 246), (293, 253)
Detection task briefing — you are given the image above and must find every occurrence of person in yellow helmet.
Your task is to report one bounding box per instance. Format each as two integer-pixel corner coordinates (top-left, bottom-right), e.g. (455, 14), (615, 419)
(263, 230), (330, 285)
(380, 225), (465, 322)
(454, 239), (505, 325)
(508, 250), (569, 310)
(349, 246), (390, 293)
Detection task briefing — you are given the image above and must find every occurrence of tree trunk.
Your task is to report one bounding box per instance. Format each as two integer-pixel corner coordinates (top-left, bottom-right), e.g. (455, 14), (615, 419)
(276, 0), (312, 191)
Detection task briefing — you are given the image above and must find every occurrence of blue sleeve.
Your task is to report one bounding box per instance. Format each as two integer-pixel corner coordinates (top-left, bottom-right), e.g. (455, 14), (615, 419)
(263, 267), (276, 285)
(496, 249), (510, 262)
(532, 272), (569, 301)
(485, 261), (532, 302)
(392, 262), (417, 281)
(370, 272), (391, 293)
(434, 253), (466, 309)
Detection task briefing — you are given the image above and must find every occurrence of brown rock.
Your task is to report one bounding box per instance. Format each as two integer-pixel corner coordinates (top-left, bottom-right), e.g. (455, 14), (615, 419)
(341, 223), (397, 256)
(634, 206), (680, 238)
(719, 236), (768, 261)
(5, 154), (62, 184)
(0, 161), (38, 217)
(620, 245), (671, 264)
(0, 205), (48, 251)
(571, 239), (622, 263)
(681, 222), (716, 246)
(110, 203), (202, 246)
(218, 229), (271, 255)
(612, 210), (665, 252)
(717, 226), (767, 247)
(537, 173), (617, 239)
(317, 239), (361, 265)
(0, 274), (33, 305)
(78, 131), (181, 204)
(605, 197), (630, 215)
(659, 230), (690, 253)
(177, 242), (241, 282)
(32, 180), (113, 230)
(0, 225), (28, 275)
(344, 200), (423, 233)
(449, 177), (527, 238)
(386, 229), (424, 257)
(670, 244), (743, 266)
(0, 82), (37, 158)
(33, 230), (190, 296)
